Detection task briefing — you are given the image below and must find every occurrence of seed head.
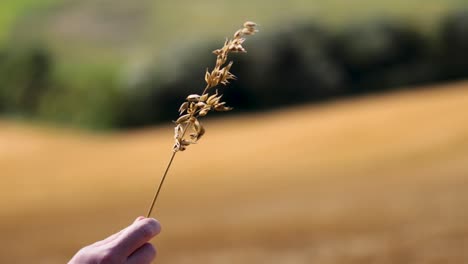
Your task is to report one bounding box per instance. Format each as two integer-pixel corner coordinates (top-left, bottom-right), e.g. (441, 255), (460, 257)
(173, 21), (258, 152)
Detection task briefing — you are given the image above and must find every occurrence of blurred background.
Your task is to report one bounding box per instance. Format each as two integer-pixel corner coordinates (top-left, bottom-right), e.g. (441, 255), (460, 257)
(1, 0), (468, 263)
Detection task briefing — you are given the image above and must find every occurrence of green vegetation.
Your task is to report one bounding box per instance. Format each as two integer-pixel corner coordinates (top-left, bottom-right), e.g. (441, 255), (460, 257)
(5, 0), (467, 61)
(0, 0), (468, 129)
(0, 0), (58, 44)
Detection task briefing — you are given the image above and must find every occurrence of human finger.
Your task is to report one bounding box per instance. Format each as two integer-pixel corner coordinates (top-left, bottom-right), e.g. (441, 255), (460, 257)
(112, 218), (161, 257)
(126, 243), (156, 264)
(91, 217), (144, 247)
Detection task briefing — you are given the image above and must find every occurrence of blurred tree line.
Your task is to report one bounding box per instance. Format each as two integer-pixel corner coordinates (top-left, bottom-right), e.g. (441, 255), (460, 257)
(1, 10), (468, 129)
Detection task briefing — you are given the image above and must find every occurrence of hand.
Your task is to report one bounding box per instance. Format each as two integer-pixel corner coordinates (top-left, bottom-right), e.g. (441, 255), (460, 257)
(69, 217), (161, 264)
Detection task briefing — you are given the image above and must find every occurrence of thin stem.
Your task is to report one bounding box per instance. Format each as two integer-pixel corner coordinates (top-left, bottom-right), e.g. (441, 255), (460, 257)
(202, 84), (211, 96)
(146, 151), (177, 217)
(145, 22), (256, 218)
(146, 83), (212, 217)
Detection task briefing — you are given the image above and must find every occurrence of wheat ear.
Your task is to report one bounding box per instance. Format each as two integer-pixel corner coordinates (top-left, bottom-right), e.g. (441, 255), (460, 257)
(146, 21), (258, 217)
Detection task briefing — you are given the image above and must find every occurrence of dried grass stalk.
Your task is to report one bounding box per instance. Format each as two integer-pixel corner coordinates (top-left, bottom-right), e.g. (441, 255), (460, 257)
(146, 21), (258, 217)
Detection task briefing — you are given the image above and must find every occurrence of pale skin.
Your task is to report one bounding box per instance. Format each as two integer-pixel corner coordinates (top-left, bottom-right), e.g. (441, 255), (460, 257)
(69, 217), (161, 264)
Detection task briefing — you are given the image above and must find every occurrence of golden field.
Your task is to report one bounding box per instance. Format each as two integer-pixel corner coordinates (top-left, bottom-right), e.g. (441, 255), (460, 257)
(1, 82), (468, 263)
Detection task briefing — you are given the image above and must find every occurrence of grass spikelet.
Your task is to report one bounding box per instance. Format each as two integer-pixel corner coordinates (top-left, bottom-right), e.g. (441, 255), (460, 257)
(146, 21), (258, 217)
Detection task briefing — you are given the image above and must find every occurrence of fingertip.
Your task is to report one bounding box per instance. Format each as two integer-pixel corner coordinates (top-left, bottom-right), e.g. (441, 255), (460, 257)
(142, 218), (161, 236)
(134, 216), (145, 223)
(127, 243), (157, 264)
(132, 218), (161, 240)
(113, 218), (161, 257)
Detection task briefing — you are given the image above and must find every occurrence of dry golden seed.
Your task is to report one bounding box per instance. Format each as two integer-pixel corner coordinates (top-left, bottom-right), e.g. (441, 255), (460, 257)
(229, 45), (243, 53)
(198, 125), (205, 137)
(228, 73), (237, 80)
(187, 103), (197, 114)
(197, 123), (203, 134)
(243, 21), (257, 28)
(201, 106), (212, 114)
(205, 70), (211, 84)
(211, 70), (220, 78)
(179, 102), (189, 114)
(187, 94), (201, 102)
(215, 105), (233, 111)
(216, 56), (227, 68)
(175, 140), (190, 151)
(181, 139), (191, 146)
(220, 53), (228, 63)
(173, 143), (179, 152)
(207, 91), (219, 104)
(211, 99), (220, 106)
(198, 109), (209, 116)
(241, 28), (253, 35)
(173, 139), (186, 152)
(218, 68), (227, 77)
(193, 118), (200, 130)
(221, 75), (232, 85)
(200, 93), (209, 102)
(243, 27), (258, 35)
(225, 61), (234, 71)
(214, 95), (223, 104)
(189, 133), (199, 141)
(207, 97), (216, 106)
(232, 38), (245, 45)
(176, 114), (190, 124)
(174, 125), (181, 140)
(192, 127), (205, 141)
(220, 68), (233, 83)
(234, 29), (243, 38)
(210, 78), (219, 87)
(215, 57), (222, 67)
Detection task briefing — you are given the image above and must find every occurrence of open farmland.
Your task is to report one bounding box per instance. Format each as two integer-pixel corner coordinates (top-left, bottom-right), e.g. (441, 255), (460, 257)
(1, 82), (468, 263)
